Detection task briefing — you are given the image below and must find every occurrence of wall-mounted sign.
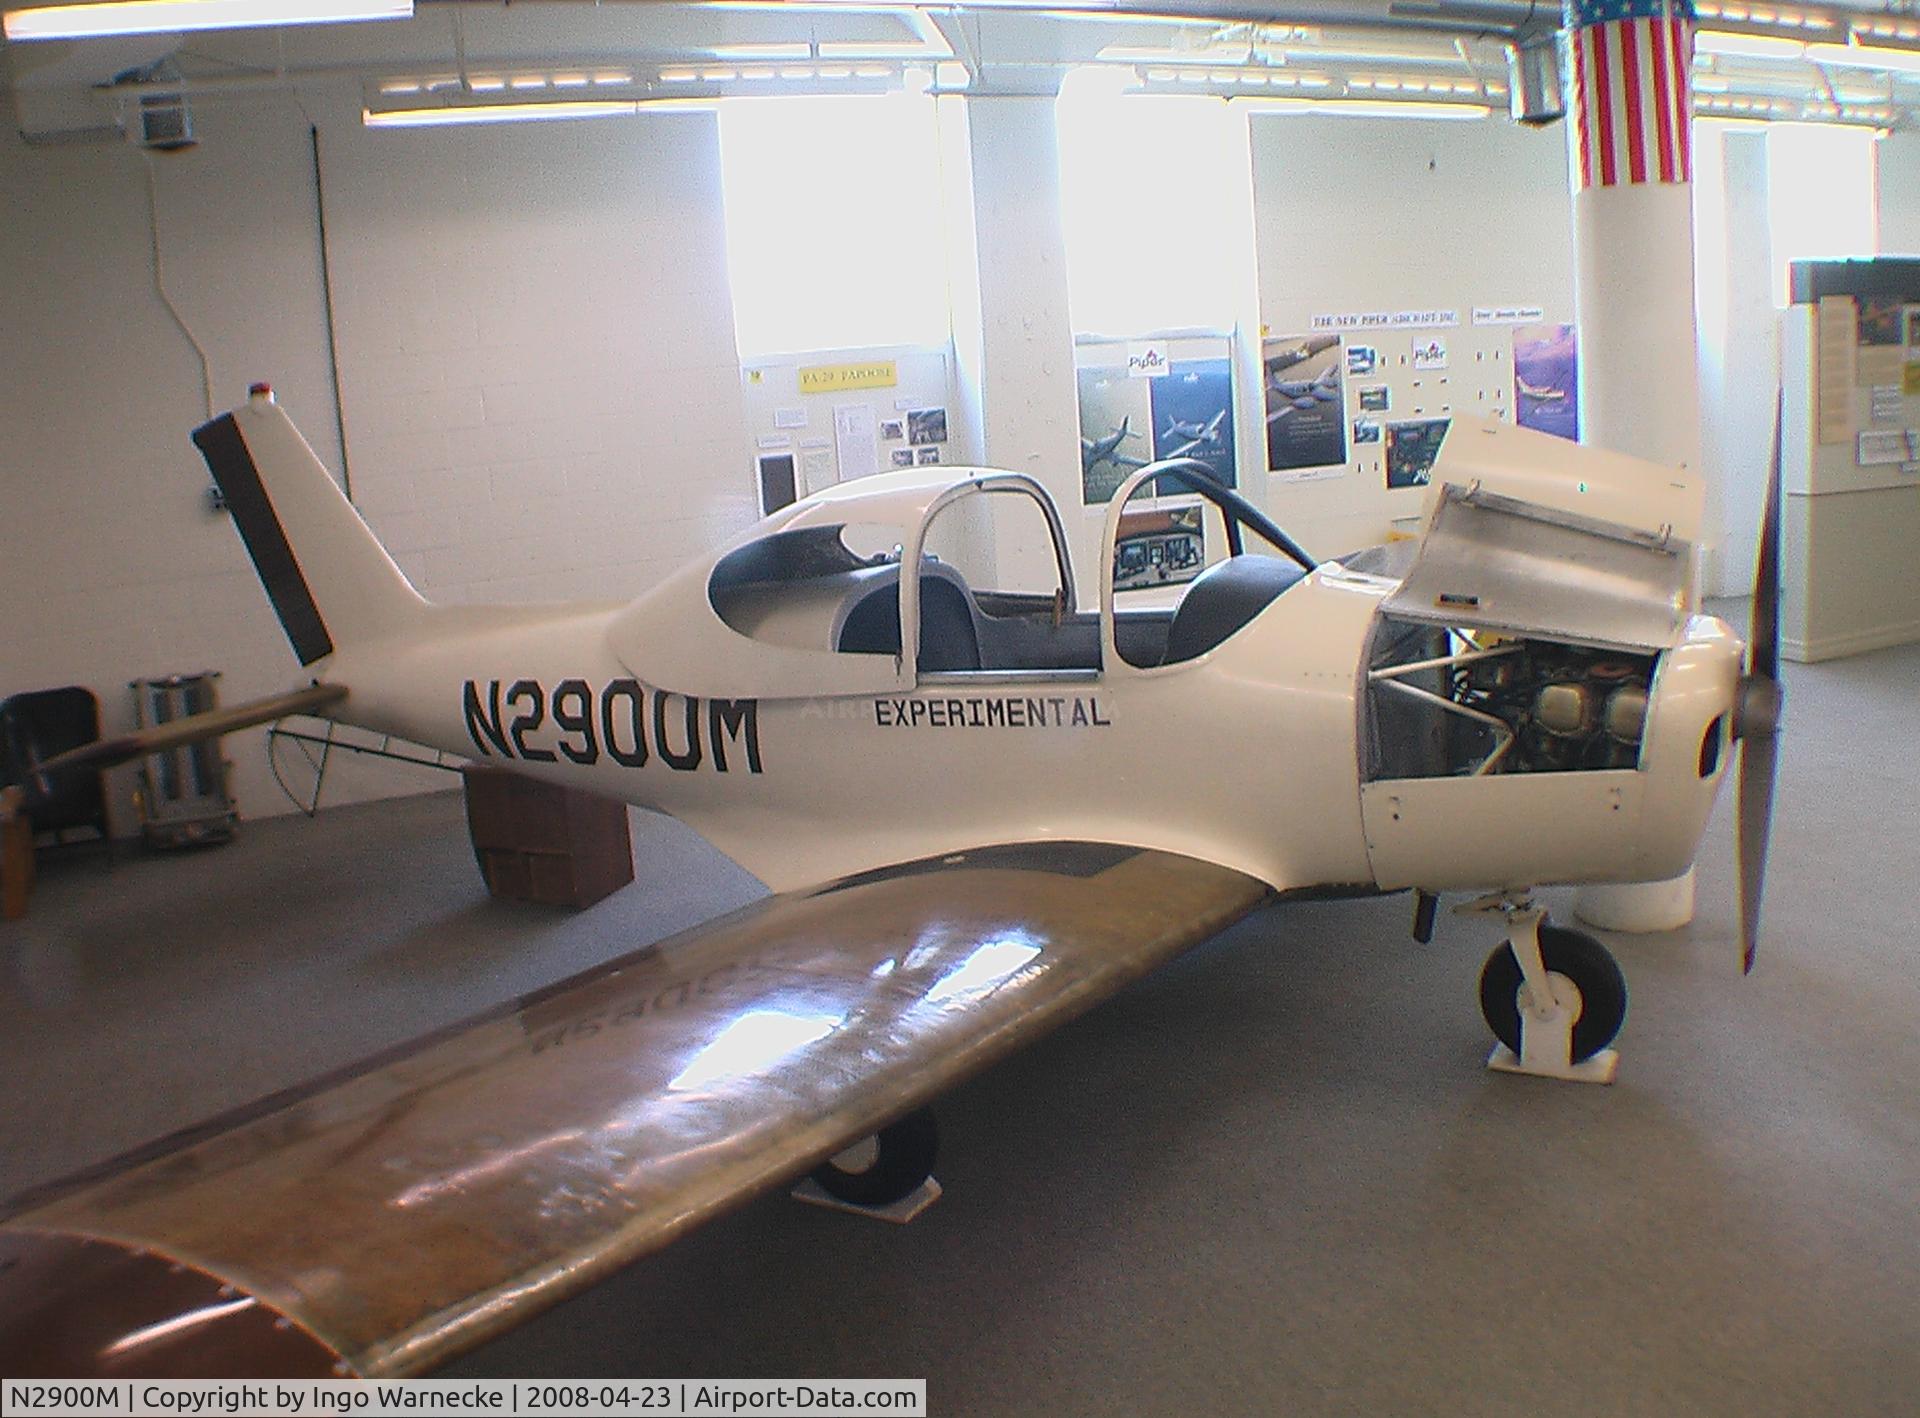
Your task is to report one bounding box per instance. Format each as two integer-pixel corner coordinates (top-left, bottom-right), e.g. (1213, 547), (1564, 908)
(798, 360), (898, 395)
(1126, 341), (1171, 378)
(1311, 309), (1459, 332)
(1472, 305), (1547, 326)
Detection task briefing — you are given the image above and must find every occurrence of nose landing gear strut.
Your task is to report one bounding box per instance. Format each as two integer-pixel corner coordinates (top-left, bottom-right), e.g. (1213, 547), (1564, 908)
(1462, 892), (1627, 1084)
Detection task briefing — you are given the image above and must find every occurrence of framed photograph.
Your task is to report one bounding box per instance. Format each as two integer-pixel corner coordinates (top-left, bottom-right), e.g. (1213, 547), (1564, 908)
(890, 448), (916, 468)
(915, 446), (941, 465)
(879, 418), (905, 441)
(1352, 418), (1382, 446)
(1358, 385), (1390, 413)
(907, 408), (948, 445)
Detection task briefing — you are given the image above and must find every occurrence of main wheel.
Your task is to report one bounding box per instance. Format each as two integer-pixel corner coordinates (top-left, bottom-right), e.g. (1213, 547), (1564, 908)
(810, 1108), (938, 1207)
(1478, 925), (1627, 1064)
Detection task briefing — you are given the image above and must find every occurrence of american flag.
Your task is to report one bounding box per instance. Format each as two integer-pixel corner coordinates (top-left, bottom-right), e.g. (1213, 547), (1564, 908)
(1569, 0), (1695, 190)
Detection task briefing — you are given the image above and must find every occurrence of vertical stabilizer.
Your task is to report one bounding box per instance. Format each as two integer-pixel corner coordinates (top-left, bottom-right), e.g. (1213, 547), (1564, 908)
(193, 386), (426, 666)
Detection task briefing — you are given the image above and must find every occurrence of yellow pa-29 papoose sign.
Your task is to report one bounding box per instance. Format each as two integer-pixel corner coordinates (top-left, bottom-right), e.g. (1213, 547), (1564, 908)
(798, 359), (898, 394)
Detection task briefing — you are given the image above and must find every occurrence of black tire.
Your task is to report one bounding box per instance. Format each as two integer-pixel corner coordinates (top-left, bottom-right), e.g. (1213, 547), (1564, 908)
(811, 1109), (938, 1207)
(1478, 925), (1628, 1064)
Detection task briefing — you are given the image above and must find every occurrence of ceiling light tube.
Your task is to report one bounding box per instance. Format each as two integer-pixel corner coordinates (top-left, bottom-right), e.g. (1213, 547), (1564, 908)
(1694, 29), (1805, 59)
(1240, 97), (1490, 120)
(4, 0), (408, 40)
(1807, 40), (1920, 74)
(363, 98), (717, 128)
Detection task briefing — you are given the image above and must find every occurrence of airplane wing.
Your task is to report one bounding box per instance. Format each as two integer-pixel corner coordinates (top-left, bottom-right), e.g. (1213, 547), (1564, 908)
(0, 843), (1268, 1379)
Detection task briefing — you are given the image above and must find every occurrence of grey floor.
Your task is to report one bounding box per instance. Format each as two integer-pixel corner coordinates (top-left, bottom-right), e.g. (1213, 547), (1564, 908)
(3, 639), (1917, 1416)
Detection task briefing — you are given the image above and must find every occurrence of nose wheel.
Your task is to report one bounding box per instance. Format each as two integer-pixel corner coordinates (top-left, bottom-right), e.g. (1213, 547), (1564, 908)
(1467, 897), (1626, 1083)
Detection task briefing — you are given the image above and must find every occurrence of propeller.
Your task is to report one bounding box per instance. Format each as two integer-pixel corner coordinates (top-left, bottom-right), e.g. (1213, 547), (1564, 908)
(1730, 395), (1786, 974)
(0, 683), (346, 823)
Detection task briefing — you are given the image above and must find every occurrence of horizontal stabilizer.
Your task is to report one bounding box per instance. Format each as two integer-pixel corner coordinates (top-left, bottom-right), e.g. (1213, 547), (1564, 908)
(26, 684), (348, 786)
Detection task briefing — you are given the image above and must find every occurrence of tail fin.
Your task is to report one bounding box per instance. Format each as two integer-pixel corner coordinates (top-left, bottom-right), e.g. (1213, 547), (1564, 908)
(192, 387), (426, 666)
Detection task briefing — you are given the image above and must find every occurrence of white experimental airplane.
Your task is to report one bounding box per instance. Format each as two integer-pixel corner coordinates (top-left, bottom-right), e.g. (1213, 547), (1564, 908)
(0, 386), (1783, 1380)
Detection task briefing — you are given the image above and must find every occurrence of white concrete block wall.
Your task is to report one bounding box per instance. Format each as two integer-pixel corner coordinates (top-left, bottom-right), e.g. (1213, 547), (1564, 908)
(0, 95), (386, 833)
(1, 86), (754, 830)
(322, 102), (754, 610)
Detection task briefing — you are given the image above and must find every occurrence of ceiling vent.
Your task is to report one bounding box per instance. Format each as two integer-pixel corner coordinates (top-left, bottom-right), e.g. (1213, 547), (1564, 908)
(134, 90), (195, 150)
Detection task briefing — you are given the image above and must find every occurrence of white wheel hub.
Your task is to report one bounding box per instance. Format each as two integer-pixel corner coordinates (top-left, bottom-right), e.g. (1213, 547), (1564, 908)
(1518, 970), (1583, 1023)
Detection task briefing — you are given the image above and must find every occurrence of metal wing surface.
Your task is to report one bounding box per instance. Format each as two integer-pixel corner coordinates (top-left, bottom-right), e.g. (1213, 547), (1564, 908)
(0, 844), (1268, 1378)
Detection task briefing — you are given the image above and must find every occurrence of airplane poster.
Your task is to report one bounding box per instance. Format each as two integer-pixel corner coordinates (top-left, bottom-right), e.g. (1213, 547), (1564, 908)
(1076, 364), (1154, 504)
(1263, 334), (1347, 475)
(1148, 357), (1236, 487)
(1512, 322), (1579, 442)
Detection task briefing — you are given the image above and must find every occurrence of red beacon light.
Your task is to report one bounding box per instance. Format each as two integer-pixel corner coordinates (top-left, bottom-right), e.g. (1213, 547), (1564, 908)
(248, 382), (274, 400)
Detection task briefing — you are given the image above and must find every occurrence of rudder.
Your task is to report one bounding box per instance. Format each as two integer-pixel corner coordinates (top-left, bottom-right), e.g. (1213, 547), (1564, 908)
(193, 387), (426, 667)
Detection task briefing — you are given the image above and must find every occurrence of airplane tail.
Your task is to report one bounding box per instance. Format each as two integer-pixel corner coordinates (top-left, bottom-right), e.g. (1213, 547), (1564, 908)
(192, 386), (428, 667)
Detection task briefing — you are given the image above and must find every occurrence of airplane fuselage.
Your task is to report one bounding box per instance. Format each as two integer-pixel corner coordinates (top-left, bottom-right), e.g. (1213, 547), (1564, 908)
(325, 566), (1736, 899)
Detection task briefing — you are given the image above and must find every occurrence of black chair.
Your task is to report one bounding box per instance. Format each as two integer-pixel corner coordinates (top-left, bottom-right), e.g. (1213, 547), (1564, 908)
(0, 686), (110, 844)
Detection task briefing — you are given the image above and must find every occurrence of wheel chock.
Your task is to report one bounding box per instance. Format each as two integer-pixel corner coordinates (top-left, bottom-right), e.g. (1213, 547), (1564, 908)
(790, 1177), (943, 1223)
(1487, 1002), (1619, 1084)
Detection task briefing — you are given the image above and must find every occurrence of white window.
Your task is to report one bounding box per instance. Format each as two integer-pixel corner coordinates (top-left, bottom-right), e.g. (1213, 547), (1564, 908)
(1766, 123), (1877, 303)
(1055, 74), (1246, 335)
(718, 94), (953, 356)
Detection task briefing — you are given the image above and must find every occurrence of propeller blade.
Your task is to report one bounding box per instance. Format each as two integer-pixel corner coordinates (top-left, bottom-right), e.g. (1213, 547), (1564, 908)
(1734, 393), (1787, 973)
(1737, 720), (1778, 974)
(25, 684), (347, 784)
(1751, 393), (1784, 684)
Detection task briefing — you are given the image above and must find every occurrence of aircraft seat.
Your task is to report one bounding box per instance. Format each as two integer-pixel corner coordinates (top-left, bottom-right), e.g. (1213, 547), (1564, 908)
(1160, 554), (1304, 666)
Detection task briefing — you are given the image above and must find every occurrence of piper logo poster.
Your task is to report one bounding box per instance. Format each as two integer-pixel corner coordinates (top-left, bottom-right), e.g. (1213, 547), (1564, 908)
(1126, 342), (1171, 378)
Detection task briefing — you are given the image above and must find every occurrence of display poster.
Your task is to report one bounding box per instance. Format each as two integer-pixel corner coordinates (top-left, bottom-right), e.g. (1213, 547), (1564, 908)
(1816, 296), (1856, 444)
(1385, 418), (1451, 489)
(1148, 357), (1236, 487)
(1511, 322), (1579, 442)
(1078, 365), (1154, 505)
(1263, 334), (1346, 475)
(832, 404), (878, 482)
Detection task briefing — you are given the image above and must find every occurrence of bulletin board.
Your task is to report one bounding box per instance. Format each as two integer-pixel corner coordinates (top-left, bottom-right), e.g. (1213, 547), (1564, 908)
(741, 346), (959, 511)
(1267, 307), (1532, 491)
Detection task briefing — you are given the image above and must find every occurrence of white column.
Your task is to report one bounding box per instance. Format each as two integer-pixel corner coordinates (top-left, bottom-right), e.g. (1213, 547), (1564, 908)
(957, 95), (1083, 483)
(1564, 2), (1704, 934)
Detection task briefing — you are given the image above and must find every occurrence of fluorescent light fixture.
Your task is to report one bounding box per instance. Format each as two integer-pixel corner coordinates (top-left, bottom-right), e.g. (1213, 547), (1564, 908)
(1806, 40), (1920, 75)
(1241, 97), (1491, 120)
(363, 98), (715, 128)
(4, 0), (407, 40)
(709, 42), (810, 60)
(1695, 29), (1806, 59)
